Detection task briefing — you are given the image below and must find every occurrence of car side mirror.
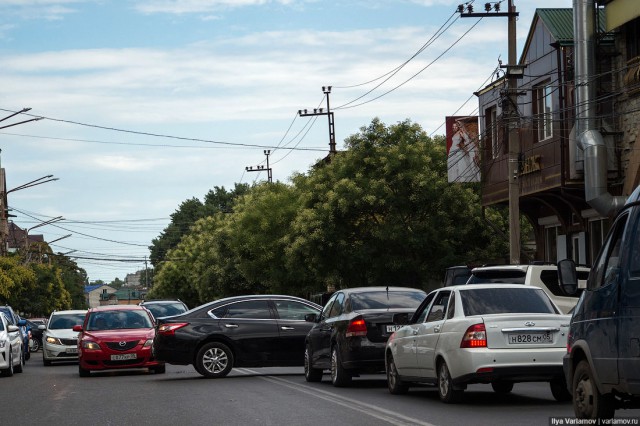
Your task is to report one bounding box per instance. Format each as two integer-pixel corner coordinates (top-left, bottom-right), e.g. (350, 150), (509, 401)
(7, 325), (19, 333)
(558, 259), (579, 295)
(38, 324), (46, 330)
(392, 313), (410, 325)
(304, 313), (318, 323)
(72, 325), (83, 332)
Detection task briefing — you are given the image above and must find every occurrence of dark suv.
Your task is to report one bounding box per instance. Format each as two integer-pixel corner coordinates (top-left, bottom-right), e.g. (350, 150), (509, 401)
(139, 299), (189, 320)
(0, 305), (29, 361)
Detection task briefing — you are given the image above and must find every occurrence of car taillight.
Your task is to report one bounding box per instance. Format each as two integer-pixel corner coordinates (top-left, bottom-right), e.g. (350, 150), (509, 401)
(157, 323), (189, 336)
(345, 317), (367, 337)
(460, 323), (487, 348)
(566, 331), (572, 354)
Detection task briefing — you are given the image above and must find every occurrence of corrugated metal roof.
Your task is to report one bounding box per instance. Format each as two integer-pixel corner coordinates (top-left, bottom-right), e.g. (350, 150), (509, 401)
(536, 8), (609, 46)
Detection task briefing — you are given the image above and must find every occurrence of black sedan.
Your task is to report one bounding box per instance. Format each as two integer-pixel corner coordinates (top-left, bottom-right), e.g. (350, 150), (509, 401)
(154, 295), (322, 378)
(304, 286), (426, 387)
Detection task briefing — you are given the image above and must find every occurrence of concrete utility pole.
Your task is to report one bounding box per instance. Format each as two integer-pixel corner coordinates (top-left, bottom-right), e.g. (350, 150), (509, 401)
(298, 86), (337, 155)
(459, 1), (522, 264)
(245, 150), (273, 183)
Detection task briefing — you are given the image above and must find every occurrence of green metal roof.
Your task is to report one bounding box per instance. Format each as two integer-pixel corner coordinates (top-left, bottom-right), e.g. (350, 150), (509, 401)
(535, 8), (609, 46)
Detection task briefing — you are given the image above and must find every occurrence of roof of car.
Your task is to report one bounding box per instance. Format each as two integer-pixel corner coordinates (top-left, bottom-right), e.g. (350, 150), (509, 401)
(50, 309), (88, 315)
(140, 299), (185, 304)
(88, 305), (146, 313)
(444, 283), (547, 291)
(336, 287), (426, 294)
(471, 264), (590, 272)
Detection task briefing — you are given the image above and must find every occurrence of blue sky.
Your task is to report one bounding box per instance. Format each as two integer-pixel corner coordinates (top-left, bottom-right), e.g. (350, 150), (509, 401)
(0, 0), (572, 283)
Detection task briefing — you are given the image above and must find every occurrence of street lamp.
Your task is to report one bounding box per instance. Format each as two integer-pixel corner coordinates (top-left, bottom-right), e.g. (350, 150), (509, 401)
(24, 216), (63, 262)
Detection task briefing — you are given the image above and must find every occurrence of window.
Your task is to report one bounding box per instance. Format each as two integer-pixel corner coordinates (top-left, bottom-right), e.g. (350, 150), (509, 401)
(274, 300), (319, 321)
(545, 226), (560, 263)
(213, 300), (272, 319)
(425, 291), (450, 323)
(328, 292), (345, 318)
(589, 218), (610, 266)
(412, 292), (436, 324)
(485, 106), (500, 158)
(348, 290), (425, 311)
(460, 288), (556, 315)
(535, 83), (553, 141)
(590, 214), (628, 290)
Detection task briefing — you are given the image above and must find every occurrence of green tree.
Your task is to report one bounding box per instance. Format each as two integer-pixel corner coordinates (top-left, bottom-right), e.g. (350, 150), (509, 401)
(0, 255), (36, 305)
(51, 254), (87, 309)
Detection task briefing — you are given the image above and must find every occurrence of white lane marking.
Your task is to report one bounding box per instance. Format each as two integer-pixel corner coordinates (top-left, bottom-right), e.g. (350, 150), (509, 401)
(240, 369), (435, 426)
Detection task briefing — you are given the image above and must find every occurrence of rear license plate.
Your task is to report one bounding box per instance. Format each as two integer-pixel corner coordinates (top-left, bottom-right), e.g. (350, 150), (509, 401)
(508, 332), (552, 344)
(110, 353), (137, 361)
(66, 347), (78, 354)
(386, 325), (402, 333)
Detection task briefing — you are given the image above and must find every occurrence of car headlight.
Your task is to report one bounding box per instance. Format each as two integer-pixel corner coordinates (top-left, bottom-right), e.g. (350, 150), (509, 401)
(82, 341), (101, 350)
(143, 339), (153, 347)
(46, 336), (63, 345)
(0, 340), (5, 349)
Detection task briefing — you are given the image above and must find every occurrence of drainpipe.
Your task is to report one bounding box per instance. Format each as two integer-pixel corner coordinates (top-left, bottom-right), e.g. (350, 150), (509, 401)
(573, 0), (626, 216)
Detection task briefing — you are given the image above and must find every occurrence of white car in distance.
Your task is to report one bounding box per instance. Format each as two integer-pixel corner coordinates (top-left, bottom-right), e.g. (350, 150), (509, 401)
(42, 310), (88, 366)
(385, 284), (571, 403)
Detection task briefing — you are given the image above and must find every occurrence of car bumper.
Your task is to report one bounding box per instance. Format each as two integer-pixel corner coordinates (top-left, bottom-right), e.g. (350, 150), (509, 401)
(43, 343), (79, 361)
(79, 347), (163, 371)
(341, 338), (387, 372)
(446, 347), (566, 384)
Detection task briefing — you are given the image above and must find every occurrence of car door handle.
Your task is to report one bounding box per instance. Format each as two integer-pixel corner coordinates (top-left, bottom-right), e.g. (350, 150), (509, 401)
(412, 329), (418, 335)
(224, 324), (239, 328)
(280, 326), (295, 330)
(434, 325), (441, 333)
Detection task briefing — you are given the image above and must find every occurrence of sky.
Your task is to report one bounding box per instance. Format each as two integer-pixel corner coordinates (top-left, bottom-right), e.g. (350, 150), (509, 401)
(0, 0), (573, 284)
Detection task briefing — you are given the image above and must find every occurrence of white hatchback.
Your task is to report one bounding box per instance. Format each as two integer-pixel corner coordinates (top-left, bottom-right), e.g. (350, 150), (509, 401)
(42, 310), (87, 366)
(385, 284), (571, 403)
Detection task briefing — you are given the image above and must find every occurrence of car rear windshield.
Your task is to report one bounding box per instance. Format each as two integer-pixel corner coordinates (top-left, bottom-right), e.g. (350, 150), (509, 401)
(459, 287), (557, 316)
(49, 313), (87, 330)
(143, 302), (188, 318)
(349, 291), (425, 311)
(467, 270), (526, 284)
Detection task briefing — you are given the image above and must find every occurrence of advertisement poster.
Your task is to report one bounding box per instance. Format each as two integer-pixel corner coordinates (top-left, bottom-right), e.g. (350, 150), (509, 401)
(446, 116), (480, 183)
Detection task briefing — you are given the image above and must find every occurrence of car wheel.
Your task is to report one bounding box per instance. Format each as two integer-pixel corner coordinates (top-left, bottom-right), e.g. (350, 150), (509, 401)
(195, 342), (234, 378)
(79, 365), (90, 377)
(437, 361), (463, 403)
(304, 345), (323, 382)
(550, 378), (571, 402)
(386, 353), (409, 395)
(14, 351), (24, 374)
(30, 339), (40, 352)
(573, 360), (615, 419)
(1, 352), (14, 377)
(152, 365), (166, 374)
(330, 346), (351, 387)
(491, 381), (514, 394)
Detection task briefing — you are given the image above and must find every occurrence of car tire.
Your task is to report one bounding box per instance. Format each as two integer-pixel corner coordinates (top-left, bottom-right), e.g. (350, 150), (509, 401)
(1, 352), (14, 377)
(550, 378), (571, 402)
(304, 345), (323, 382)
(330, 346), (351, 387)
(572, 360), (615, 419)
(491, 381), (514, 394)
(195, 342), (234, 378)
(152, 365), (166, 374)
(437, 361), (463, 403)
(79, 365), (90, 377)
(14, 352), (24, 374)
(386, 353), (409, 395)
(30, 338), (40, 352)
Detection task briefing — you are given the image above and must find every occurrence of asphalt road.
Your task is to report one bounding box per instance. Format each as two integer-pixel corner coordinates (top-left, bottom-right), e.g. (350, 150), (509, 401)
(3, 352), (639, 426)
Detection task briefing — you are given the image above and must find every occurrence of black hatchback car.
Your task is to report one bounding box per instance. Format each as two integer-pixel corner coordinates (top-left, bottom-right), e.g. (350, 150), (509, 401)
(154, 295), (322, 378)
(304, 286), (426, 387)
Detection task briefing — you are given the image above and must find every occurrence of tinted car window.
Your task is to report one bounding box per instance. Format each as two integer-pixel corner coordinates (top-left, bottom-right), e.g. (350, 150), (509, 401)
(273, 300), (318, 320)
(328, 293), (345, 318)
(467, 270), (526, 284)
(349, 291), (424, 311)
(49, 313), (86, 329)
(215, 300), (272, 319)
(143, 302), (188, 318)
(460, 288), (557, 316)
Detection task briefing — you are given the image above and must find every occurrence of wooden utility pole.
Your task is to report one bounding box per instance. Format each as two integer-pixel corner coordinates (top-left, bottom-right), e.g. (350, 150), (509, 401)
(459, 1), (522, 264)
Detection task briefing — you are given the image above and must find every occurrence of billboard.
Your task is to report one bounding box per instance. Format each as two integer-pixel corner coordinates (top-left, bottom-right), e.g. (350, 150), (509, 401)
(446, 116), (480, 183)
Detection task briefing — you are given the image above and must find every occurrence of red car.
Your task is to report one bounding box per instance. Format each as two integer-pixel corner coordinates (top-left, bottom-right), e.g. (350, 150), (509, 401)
(73, 305), (165, 377)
